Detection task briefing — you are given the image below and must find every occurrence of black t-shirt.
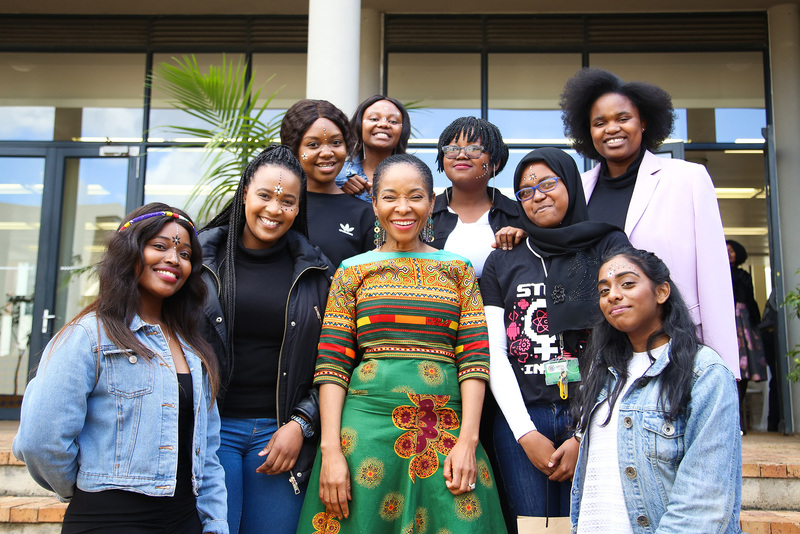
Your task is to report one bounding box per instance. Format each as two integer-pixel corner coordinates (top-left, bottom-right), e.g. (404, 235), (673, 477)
(587, 149), (646, 228)
(306, 191), (375, 269)
(222, 236), (293, 419)
(481, 242), (577, 405)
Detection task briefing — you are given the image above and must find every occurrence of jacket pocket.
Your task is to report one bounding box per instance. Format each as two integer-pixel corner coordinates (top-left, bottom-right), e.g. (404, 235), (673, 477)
(103, 348), (155, 398)
(642, 412), (685, 467)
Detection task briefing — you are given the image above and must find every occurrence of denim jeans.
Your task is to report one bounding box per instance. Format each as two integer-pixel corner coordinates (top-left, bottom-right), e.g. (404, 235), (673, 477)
(218, 417), (306, 534)
(493, 403), (572, 520)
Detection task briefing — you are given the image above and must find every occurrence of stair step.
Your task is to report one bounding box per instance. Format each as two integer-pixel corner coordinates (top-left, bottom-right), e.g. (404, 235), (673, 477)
(740, 510), (800, 533)
(0, 496), (65, 523)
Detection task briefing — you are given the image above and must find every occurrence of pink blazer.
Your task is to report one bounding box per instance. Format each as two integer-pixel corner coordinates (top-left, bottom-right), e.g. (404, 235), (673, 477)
(583, 150), (739, 378)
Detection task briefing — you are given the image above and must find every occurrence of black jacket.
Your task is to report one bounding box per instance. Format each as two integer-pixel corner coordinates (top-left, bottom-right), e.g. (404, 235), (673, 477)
(199, 225), (334, 490)
(430, 187), (524, 250)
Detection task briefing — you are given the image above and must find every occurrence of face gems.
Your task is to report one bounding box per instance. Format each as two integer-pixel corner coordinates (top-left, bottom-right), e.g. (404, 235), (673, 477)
(523, 167), (537, 181)
(301, 153), (308, 160)
(603, 259), (635, 280)
(274, 168), (283, 195)
(172, 226), (181, 259)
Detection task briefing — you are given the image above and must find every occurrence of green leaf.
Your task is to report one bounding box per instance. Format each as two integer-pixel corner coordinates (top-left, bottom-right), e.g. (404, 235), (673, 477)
(150, 54), (282, 222)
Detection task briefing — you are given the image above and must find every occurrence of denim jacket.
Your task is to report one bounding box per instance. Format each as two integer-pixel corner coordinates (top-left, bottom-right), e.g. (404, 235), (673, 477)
(13, 313), (228, 534)
(570, 344), (742, 533)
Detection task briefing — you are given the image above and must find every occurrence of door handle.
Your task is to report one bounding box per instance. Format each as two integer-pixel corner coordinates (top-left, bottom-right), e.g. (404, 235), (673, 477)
(41, 308), (56, 334)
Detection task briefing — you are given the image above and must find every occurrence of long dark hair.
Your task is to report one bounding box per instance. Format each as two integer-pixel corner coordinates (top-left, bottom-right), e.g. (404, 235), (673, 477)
(560, 68), (675, 161)
(349, 94), (411, 159)
(576, 246), (698, 431)
(52, 203), (219, 399)
(203, 144), (308, 349)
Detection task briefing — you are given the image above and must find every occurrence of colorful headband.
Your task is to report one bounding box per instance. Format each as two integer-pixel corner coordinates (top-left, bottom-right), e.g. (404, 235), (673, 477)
(118, 211), (199, 236)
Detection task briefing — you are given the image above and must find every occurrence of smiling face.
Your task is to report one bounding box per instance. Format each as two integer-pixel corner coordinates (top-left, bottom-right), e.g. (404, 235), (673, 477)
(137, 221), (193, 307)
(362, 100), (403, 153)
(590, 93), (646, 177)
(597, 255), (670, 351)
(372, 163), (434, 252)
(241, 165), (301, 249)
(298, 118), (347, 191)
(442, 133), (492, 189)
(518, 161), (569, 229)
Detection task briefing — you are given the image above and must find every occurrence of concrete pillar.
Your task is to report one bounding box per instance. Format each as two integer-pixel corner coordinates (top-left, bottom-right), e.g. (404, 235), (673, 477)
(359, 7), (382, 102)
(306, 0), (361, 116)
(768, 3), (800, 431)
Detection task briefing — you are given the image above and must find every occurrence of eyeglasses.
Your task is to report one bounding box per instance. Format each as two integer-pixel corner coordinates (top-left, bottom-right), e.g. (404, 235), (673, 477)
(515, 177), (561, 201)
(441, 145), (485, 159)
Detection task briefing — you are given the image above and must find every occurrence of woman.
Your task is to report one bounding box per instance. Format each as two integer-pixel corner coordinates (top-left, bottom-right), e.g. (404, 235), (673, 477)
(432, 116), (526, 278)
(480, 148), (628, 526)
(727, 239), (767, 433)
(336, 94), (411, 201)
(297, 154), (507, 533)
(280, 99), (375, 268)
(572, 247), (742, 533)
(199, 145), (334, 533)
(560, 67), (739, 378)
(14, 204), (227, 534)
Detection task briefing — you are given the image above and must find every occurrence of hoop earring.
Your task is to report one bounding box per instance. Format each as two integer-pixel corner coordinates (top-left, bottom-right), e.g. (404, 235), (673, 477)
(374, 220), (386, 247)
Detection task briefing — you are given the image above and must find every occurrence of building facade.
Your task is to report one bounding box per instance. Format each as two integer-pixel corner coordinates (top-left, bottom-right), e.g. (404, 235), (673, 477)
(1, 0), (798, 431)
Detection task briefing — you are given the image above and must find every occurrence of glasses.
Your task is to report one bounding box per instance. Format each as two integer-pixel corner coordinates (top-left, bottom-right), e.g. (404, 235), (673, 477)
(441, 145), (485, 159)
(515, 177), (561, 201)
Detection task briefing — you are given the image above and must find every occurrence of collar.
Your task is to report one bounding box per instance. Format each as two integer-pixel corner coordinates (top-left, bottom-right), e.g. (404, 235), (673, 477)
(433, 186), (517, 216)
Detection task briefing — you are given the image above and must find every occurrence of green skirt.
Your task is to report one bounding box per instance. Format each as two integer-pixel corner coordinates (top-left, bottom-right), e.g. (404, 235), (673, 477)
(297, 358), (507, 534)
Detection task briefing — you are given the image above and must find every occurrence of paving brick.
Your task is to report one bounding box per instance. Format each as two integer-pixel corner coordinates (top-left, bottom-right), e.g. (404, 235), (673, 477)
(761, 463), (789, 478)
(743, 462), (761, 477)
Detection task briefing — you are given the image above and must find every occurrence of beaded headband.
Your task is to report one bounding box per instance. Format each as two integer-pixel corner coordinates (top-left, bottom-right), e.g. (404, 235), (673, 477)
(118, 211), (199, 236)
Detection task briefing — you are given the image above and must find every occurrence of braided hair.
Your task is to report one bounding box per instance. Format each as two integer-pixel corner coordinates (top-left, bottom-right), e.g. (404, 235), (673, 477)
(203, 144), (308, 344)
(435, 116), (509, 175)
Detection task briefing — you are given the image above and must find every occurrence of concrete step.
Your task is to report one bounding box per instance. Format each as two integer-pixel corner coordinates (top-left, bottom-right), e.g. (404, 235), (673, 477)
(0, 497), (797, 533)
(0, 496), (64, 533)
(0, 454), (52, 498)
(742, 460), (800, 511)
(740, 510), (800, 533)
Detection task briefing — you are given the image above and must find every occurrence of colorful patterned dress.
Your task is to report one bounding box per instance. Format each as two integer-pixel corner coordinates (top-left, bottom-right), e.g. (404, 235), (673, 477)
(297, 250), (507, 534)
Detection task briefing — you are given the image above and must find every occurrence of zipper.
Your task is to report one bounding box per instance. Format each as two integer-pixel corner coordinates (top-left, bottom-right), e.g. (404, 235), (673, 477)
(275, 264), (328, 490)
(202, 264), (222, 298)
(314, 305), (322, 323)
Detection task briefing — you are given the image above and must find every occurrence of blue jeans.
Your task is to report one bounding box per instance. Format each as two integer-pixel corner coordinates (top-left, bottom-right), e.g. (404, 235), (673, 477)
(218, 417), (306, 534)
(493, 403), (572, 520)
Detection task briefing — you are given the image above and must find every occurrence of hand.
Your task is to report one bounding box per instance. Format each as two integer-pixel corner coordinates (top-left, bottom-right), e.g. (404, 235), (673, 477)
(340, 174), (371, 196)
(492, 226), (526, 250)
(256, 421), (304, 475)
(518, 430), (557, 477)
(548, 436), (580, 482)
(443, 439), (477, 495)
(319, 450), (352, 520)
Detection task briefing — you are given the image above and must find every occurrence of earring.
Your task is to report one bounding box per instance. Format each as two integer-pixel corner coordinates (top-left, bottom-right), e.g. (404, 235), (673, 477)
(374, 220), (386, 247)
(421, 217), (434, 243)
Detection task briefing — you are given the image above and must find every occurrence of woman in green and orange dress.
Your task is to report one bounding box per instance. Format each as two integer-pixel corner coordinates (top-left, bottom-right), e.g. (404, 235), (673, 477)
(296, 154), (506, 533)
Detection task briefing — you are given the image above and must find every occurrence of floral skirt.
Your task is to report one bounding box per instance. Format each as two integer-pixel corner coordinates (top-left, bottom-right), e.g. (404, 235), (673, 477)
(736, 302), (768, 381)
(296, 358), (507, 533)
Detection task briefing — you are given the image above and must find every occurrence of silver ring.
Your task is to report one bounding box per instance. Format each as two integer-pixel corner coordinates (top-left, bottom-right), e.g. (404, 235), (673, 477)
(468, 482), (476, 491)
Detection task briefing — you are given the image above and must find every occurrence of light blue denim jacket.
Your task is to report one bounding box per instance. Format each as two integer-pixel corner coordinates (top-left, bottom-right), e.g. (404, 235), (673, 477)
(335, 155), (372, 202)
(571, 344), (742, 533)
(13, 313), (228, 534)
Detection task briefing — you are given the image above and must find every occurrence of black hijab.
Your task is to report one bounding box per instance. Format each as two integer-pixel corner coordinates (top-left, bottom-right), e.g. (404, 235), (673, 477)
(513, 147), (627, 335)
(514, 147), (619, 256)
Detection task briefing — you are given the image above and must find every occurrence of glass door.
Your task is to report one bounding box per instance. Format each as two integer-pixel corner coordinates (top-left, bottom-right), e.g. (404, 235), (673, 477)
(0, 153), (46, 412)
(0, 145), (136, 418)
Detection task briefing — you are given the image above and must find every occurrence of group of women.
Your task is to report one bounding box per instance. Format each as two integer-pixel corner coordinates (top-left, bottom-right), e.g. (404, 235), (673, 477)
(14, 67), (742, 534)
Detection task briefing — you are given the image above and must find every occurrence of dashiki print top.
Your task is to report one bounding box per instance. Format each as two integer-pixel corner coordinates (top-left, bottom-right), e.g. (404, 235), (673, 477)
(313, 250), (490, 388)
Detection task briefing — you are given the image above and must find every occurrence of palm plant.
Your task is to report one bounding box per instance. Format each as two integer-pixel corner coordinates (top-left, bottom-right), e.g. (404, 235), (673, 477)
(150, 54), (281, 222)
